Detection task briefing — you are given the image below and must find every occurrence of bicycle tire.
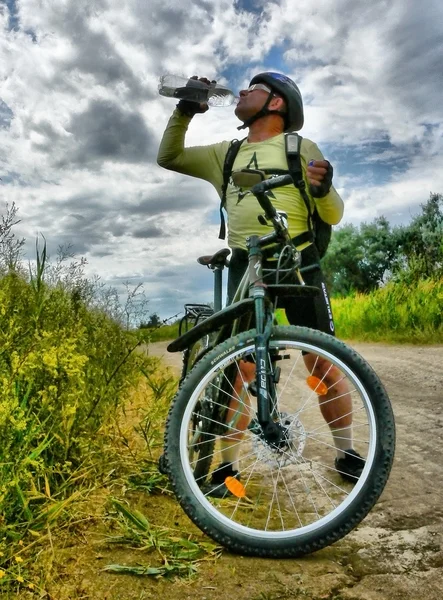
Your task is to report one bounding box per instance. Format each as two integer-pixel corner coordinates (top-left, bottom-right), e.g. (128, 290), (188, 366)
(175, 333), (221, 480)
(165, 326), (395, 558)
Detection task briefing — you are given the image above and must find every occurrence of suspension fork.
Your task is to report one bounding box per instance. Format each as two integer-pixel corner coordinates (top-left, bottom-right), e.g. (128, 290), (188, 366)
(247, 236), (283, 445)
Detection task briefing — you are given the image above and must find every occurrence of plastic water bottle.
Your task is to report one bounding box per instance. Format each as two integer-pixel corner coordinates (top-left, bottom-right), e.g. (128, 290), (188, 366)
(158, 74), (237, 107)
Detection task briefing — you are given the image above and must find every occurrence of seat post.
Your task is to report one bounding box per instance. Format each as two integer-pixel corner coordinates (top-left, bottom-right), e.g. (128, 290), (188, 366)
(213, 267), (223, 313)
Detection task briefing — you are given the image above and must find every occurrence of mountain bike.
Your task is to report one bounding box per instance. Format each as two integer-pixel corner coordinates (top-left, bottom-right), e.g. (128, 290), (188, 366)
(162, 171), (396, 558)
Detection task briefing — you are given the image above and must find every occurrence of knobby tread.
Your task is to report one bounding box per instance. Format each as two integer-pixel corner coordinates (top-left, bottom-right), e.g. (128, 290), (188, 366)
(164, 326), (395, 558)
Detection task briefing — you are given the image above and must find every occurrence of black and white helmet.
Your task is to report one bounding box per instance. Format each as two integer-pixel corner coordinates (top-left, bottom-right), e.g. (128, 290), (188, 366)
(245, 72), (304, 131)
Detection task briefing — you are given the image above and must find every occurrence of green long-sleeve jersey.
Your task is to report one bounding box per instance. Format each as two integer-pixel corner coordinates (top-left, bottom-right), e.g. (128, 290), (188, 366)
(157, 109), (344, 250)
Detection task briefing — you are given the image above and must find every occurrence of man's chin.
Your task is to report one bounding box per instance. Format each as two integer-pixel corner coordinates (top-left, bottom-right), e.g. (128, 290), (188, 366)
(234, 107), (245, 124)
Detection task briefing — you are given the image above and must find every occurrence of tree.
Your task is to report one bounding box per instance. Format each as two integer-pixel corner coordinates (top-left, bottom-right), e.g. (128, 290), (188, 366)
(322, 218), (398, 295)
(358, 216), (399, 289)
(139, 313), (162, 329)
(322, 224), (364, 296)
(147, 313), (161, 327)
(322, 193), (443, 296)
(394, 192), (443, 281)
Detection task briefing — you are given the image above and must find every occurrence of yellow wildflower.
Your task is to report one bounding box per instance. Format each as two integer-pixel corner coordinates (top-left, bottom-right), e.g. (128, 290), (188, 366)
(15, 555), (24, 563)
(0, 569), (5, 578)
(16, 575), (24, 583)
(28, 583), (35, 589)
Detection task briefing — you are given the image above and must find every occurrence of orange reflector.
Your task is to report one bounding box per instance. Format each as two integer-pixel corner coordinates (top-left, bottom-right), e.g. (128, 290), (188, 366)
(225, 476), (246, 498)
(306, 375), (328, 396)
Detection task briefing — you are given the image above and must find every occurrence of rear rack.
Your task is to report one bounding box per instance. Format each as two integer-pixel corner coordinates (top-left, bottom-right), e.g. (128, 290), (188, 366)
(179, 303), (214, 335)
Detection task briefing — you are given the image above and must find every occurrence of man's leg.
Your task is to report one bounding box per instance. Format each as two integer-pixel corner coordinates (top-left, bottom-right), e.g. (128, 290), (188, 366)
(282, 248), (364, 482)
(303, 353), (353, 456)
(204, 359), (255, 497)
(303, 352), (364, 481)
(217, 360), (255, 470)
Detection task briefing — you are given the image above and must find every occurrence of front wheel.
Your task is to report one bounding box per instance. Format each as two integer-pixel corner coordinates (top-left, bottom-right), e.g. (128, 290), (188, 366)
(165, 326), (395, 558)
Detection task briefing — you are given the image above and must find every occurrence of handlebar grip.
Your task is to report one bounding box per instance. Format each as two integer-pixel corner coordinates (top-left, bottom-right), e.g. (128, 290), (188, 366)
(251, 174), (294, 217)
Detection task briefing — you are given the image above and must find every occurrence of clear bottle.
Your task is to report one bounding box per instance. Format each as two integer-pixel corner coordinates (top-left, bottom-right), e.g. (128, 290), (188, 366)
(158, 74), (236, 107)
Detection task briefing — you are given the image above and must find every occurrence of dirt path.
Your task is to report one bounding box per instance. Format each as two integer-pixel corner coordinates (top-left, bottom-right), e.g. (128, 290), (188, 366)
(144, 340), (443, 600)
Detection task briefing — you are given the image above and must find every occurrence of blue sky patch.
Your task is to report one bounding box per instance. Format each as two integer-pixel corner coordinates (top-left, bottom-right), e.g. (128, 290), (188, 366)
(3, 0), (37, 41)
(4, 0), (19, 31)
(234, 0), (265, 16)
(0, 99), (13, 129)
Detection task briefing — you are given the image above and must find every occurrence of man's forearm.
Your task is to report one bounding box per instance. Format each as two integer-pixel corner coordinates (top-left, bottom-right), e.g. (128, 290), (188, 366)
(314, 187), (344, 226)
(157, 109), (193, 172)
(156, 110), (228, 192)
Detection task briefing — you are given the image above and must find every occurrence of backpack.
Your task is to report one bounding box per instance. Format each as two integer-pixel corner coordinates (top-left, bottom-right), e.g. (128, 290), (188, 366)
(218, 132), (332, 258)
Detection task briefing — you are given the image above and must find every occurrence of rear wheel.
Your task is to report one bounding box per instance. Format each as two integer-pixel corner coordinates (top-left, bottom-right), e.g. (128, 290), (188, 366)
(165, 326), (395, 557)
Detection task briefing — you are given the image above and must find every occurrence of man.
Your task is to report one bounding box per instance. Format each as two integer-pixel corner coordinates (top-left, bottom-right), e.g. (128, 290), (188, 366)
(157, 72), (364, 495)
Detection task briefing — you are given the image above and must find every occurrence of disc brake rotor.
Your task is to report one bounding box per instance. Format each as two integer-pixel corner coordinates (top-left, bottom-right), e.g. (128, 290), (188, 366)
(252, 412), (306, 468)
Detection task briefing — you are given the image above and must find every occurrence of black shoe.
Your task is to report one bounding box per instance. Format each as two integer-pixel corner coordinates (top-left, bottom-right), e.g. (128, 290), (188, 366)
(202, 462), (240, 498)
(335, 449), (365, 483)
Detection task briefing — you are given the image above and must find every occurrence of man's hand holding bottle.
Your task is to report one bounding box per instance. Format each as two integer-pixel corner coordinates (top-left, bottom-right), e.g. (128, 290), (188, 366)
(176, 76), (214, 117)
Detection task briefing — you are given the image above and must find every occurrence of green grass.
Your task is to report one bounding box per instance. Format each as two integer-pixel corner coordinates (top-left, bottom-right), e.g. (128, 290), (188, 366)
(103, 498), (221, 578)
(139, 322), (180, 342)
(332, 278), (443, 343)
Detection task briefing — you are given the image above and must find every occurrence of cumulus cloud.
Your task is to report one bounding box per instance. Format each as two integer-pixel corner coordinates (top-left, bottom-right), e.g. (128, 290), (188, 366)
(47, 99), (156, 167)
(0, 0), (442, 318)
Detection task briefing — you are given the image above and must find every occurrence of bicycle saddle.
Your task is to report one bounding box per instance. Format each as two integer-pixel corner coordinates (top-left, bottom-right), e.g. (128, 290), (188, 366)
(197, 248), (231, 268)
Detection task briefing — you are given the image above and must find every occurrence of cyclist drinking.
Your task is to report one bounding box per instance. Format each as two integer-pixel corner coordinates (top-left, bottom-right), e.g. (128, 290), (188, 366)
(157, 71), (364, 495)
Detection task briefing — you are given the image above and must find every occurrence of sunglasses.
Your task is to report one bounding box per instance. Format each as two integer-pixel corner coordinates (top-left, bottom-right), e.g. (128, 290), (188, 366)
(246, 83), (274, 94)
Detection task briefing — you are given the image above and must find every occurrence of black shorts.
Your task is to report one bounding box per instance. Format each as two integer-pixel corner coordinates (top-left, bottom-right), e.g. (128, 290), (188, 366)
(227, 244), (335, 336)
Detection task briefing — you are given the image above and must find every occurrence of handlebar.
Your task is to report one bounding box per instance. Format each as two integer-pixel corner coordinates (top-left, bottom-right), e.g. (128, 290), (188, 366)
(250, 174), (294, 218)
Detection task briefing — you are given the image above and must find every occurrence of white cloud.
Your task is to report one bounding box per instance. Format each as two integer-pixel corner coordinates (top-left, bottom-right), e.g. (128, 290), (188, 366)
(0, 0), (442, 318)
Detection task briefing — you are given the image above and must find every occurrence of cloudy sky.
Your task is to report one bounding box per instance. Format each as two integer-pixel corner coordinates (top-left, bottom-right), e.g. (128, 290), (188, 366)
(1, 0), (442, 320)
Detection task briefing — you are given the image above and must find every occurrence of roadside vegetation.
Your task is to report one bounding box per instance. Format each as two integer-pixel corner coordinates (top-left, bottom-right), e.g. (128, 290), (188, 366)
(326, 192), (443, 343)
(0, 205), (215, 597)
(333, 278), (442, 343)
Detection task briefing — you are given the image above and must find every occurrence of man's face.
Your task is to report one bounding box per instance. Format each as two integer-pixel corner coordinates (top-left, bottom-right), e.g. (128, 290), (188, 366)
(234, 83), (274, 123)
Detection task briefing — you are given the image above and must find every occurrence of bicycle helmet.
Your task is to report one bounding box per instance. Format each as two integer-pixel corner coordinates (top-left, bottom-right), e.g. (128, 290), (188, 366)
(238, 71), (304, 131)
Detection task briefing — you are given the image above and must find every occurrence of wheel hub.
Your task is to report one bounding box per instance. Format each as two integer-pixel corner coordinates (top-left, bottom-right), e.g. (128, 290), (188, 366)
(251, 412), (306, 467)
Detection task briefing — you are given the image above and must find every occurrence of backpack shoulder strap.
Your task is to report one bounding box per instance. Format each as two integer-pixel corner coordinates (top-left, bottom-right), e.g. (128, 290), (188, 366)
(218, 138), (245, 240)
(285, 132), (305, 190)
(285, 132), (315, 247)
